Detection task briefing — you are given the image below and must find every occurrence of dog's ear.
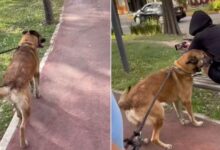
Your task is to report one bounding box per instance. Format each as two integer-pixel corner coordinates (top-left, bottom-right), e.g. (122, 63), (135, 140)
(40, 38), (46, 43)
(29, 30), (40, 38)
(22, 30), (28, 35)
(127, 86), (131, 93)
(38, 38), (46, 48)
(186, 56), (198, 65)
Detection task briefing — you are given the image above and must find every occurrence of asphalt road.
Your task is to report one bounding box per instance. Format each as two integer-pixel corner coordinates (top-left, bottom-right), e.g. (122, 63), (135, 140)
(179, 14), (220, 37)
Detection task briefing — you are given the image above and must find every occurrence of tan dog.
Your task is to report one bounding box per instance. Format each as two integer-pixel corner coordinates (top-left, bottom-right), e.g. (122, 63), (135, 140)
(0, 30), (45, 148)
(119, 50), (208, 149)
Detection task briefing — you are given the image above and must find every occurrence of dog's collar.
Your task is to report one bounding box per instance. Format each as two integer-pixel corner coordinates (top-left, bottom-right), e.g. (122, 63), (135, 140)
(172, 65), (193, 77)
(173, 61), (193, 75)
(20, 42), (36, 50)
(19, 43), (36, 52)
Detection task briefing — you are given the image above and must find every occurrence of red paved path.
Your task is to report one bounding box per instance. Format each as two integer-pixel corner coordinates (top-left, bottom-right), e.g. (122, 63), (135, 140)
(114, 92), (220, 150)
(8, 0), (110, 149)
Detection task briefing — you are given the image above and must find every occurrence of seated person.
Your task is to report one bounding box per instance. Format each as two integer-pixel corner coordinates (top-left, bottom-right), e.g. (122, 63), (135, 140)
(189, 10), (220, 83)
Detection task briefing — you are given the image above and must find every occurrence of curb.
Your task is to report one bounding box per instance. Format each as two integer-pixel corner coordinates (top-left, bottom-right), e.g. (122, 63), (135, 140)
(112, 90), (220, 125)
(0, 6), (65, 150)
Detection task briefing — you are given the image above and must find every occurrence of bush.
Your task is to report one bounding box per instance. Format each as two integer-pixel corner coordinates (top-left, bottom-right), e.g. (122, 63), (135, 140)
(209, 0), (220, 11)
(130, 18), (161, 35)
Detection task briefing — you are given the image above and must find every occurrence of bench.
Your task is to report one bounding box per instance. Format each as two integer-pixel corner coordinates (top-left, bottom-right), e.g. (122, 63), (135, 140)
(193, 75), (220, 91)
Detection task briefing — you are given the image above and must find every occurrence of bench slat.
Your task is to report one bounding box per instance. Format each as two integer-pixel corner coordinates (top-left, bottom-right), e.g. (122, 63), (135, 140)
(193, 75), (220, 91)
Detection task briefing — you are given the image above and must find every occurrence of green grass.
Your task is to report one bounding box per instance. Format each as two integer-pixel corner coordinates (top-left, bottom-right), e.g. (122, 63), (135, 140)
(112, 35), (220, 120)
(112, 34), (182, 42)
(0, 0), (63, 139)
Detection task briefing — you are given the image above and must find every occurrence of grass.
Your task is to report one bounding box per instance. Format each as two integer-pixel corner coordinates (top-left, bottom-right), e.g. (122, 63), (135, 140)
(0, 0), (63, 139)
(112, 34), (220, 120)
(112, 34), (182, 41)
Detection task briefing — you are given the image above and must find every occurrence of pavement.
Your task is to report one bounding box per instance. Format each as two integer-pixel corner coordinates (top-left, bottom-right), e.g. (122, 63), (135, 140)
(7, 0), (110, 149)
(113, 91), (220, 150)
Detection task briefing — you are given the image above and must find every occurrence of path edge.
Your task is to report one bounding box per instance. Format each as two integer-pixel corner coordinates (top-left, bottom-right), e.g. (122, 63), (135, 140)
(0, 5), (65, 150)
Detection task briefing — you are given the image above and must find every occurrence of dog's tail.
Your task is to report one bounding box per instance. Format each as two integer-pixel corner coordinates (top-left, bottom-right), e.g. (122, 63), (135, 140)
(0, 86), (10, 98)
(118, 86), (132, 110)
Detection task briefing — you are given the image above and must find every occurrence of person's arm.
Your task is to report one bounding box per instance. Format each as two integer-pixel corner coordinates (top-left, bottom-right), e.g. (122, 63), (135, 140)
(188, 36), (203, 50)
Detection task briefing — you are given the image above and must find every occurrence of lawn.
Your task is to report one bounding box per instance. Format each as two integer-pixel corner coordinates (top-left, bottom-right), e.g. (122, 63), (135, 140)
(0, 0), (63, 139)
(112, 34), (220, 120)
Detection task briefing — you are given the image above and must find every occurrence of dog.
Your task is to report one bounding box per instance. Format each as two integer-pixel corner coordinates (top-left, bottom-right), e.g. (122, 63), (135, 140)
(0, 30), (45, 148)
(118, 49), (209, 149)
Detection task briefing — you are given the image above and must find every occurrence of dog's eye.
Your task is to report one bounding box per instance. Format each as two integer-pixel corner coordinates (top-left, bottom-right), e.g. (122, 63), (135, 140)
(186, 57), (198, 64)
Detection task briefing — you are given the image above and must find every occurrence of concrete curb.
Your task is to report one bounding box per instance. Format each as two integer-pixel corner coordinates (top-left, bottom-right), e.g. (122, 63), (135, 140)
(0, 6), (64, 150)
(112, 90), (220, 125)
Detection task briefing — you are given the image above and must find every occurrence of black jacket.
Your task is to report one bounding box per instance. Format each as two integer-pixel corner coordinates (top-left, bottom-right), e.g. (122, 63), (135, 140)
(189, 11), (220, 62)
(189, 10), (220, 83)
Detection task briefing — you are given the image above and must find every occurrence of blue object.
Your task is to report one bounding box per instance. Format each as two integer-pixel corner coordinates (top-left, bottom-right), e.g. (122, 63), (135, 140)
(111, 93), (124, 149)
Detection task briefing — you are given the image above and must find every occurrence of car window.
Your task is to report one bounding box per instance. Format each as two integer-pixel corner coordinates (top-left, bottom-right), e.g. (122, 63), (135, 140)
(143, 4), (152, 12)
(152, 4), (158, 8)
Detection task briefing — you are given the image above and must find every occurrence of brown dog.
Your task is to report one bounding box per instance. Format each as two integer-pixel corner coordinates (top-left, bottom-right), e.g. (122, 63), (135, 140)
(0, 30), (45, 148)
(119, 50), (208, 149)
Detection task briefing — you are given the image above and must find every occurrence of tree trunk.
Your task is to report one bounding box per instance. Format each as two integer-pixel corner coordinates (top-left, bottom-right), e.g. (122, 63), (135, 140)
(161, 0), (181, 35)
(43, 0), (54, 24)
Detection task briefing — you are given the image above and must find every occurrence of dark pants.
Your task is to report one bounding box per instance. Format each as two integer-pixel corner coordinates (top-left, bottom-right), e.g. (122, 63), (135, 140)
(208, 61), (220, 84)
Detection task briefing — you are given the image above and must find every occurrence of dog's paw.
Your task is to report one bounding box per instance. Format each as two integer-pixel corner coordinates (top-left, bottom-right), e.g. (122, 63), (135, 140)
(192, 120), (204, 127)
(20, 139), (29, 149)
(36, 92), (41, 99)
(36, 94), (41, 99)
(180, 118), (190, 125)
(164, 144), (173, 150)
(142, 138), (150, 145)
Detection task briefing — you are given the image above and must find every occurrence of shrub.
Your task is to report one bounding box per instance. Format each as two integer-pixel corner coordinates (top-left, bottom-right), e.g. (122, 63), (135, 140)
(130, 18), (161, 35)
(209, 0), (220, 11)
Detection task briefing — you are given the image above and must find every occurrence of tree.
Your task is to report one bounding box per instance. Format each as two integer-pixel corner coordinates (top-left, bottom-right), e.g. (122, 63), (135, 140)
(161, 0), (181, 35)
(43, 0), (54, 24)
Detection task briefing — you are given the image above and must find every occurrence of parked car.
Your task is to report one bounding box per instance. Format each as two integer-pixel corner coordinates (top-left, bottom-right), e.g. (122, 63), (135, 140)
(133, 2), (186, 24)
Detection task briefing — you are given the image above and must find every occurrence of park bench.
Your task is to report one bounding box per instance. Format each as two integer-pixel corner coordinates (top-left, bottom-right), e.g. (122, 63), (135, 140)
(193, 75), (220, 91)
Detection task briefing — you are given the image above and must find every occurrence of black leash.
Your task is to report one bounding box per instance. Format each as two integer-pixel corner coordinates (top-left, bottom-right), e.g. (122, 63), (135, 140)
(0, 46), (19, 54)
(124, 69), (173, 150)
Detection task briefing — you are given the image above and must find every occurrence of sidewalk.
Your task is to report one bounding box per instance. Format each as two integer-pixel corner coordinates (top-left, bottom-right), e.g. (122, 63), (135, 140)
(113, 91), (220, 150)
(7, 0), (110, 149)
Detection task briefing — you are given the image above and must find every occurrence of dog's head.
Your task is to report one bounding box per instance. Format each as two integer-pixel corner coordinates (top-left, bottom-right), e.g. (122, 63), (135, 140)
(19, 30), (46, 49)
(175, 49), (211, 74)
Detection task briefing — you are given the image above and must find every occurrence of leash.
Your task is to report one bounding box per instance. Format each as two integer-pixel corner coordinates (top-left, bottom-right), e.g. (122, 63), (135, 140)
(124, 68), (173, 150)
(0, 46), (19, 54)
